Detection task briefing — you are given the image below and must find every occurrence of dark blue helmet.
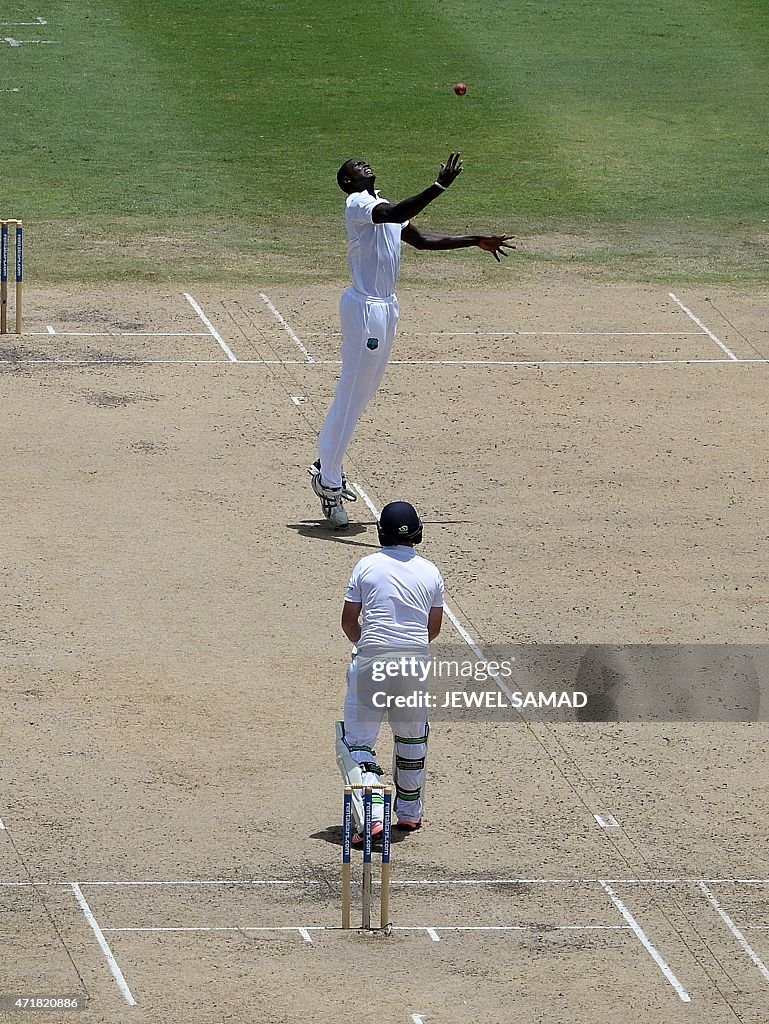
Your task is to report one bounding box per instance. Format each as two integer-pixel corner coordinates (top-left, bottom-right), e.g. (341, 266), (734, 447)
(377, 501), (423, 546)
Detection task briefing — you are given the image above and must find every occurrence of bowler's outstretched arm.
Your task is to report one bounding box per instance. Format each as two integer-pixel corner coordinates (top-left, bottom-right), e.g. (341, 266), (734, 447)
(372, 152), (464, 224)
(402, 225), (515, 262)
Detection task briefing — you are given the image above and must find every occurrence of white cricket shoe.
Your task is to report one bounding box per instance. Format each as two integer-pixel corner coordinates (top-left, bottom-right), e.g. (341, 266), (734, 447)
(309, 460), (357, 498)
(310, 464), (351, 529)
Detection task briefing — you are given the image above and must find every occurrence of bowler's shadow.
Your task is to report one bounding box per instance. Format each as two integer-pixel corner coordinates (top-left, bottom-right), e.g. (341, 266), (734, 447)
(287, 521), (378, 549)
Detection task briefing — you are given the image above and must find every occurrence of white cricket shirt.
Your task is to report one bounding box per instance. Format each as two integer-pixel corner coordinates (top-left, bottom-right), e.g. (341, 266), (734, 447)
(346, 546), (444, 648)
(345, 190), (408, 299)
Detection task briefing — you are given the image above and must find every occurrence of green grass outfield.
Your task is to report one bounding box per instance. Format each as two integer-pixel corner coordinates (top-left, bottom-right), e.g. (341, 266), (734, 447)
(5, 0), (769, 284)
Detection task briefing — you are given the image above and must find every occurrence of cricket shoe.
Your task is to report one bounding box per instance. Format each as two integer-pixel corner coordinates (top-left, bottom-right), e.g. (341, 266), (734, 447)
(394, 819), (422, 833)
(309, 460), (358, 502)
(309, 461), (356, 529)
(351, 820), (385, 848)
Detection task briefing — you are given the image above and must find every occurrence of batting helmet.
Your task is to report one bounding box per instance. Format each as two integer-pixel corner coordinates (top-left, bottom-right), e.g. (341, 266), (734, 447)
(377, 501), (423, 547)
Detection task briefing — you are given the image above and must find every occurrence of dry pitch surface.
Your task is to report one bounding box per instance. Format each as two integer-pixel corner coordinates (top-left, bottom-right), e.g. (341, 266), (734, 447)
(2, 275), (769, 1023)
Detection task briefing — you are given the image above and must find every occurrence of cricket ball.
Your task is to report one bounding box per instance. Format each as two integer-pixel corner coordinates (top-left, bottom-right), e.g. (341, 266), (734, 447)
(454, 82), (467, 96)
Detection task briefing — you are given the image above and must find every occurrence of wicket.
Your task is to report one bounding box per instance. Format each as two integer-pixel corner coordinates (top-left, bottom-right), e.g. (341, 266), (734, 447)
(1, 219), (23, 335)
(342, 784), (392, 931)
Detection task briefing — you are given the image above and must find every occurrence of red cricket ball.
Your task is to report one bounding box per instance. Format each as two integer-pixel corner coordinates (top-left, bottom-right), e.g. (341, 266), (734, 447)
(454, 82), (467, 96)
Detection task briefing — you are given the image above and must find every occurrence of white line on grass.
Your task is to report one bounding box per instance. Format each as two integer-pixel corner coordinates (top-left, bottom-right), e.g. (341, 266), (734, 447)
(669, 293), (738, 360)
(183, 293), (239, 362)
(3, 37), (58, 46)
(259, 293), (316, 362)
(698, 882), (769, 983)
(600, 882), (691, 1002)
(71, 882), (136, 1006)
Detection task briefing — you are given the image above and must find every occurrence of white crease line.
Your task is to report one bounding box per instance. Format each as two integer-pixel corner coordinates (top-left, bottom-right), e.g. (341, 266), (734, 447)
(103, 924), (625, 936)
(412, 330), (703, 337)
(29, 331), (210, 337)
(0, 18), (47, 25)
(392, 878), (594, 885)
(411, 1015), (427, 1024)
(5, 877), (769, 887)
(302, 330), (704, 337)
(183, 292), (238, 362)
(698, 882), (769, 983)
(347, 484), (381, 515)
(0, 359), (227, 365)
(399, 925), (630, 932)
(104, 926), (324, 934)
(259, 293), (316, 362)
(669, 292), (738, 361)
(3, 357), (766, 368)
(600, 882), (691, 1002)
(0, 819), (5, 829)
(71, 882), (136, 1006)
(390, 878), (767, 886)
(240, 356), (761, 366)
(595, 814), (621, 828)
(387, 358), (736, 366)
(79, 879), (302, 886)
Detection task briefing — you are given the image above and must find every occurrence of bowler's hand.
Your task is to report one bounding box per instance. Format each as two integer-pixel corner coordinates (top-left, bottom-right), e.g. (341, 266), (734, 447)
(437, 152), (463, 188)
(478, 235), (516, 262)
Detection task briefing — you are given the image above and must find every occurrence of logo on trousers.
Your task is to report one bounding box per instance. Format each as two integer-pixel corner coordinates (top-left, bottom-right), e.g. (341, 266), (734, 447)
(367, 337), (379, 350)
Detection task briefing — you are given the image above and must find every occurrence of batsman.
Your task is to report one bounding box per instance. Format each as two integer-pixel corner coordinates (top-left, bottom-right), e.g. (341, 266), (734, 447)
(335, 501), (444, 843)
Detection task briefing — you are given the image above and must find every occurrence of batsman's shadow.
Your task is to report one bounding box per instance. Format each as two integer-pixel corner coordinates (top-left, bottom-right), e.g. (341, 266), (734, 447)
(311, 825), (346, 848)
(310, 825), (413, 848)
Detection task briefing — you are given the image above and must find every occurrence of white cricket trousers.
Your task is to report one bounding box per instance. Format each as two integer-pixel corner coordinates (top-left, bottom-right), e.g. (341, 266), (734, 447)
(317, 287), (400, 489)
(343, 654), (429, 825)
